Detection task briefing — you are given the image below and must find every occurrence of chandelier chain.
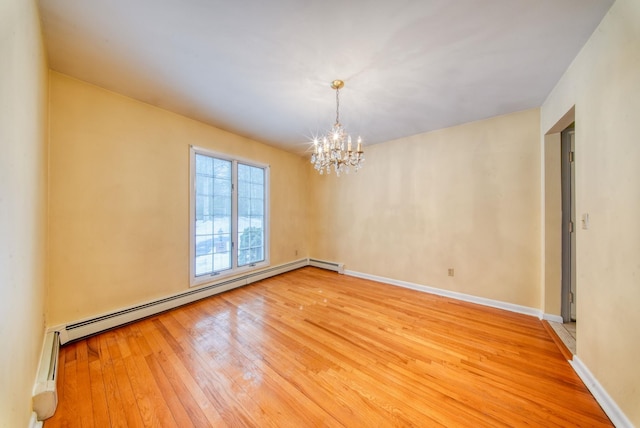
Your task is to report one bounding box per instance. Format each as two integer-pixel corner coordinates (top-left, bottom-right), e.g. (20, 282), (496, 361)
(335, 87), (340, 124)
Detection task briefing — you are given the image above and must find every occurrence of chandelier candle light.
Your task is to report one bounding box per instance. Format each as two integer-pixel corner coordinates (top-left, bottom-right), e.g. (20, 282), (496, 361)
(310, 80), (364, 176)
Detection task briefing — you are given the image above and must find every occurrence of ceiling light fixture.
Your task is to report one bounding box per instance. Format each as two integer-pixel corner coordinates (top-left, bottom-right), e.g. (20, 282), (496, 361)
(310, 80), (364, 176)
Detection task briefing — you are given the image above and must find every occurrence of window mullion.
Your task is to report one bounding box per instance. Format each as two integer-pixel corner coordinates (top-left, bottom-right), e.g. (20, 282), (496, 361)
(231, 160), (239, 270)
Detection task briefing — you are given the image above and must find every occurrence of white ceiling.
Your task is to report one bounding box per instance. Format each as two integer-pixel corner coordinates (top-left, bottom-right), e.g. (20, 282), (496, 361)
(38, 0), (614, 155)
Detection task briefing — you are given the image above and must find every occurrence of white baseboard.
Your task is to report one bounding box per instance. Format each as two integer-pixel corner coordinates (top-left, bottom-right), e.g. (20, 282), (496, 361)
(542, 313), (564, 323)
(570, 356), (633, 428)
(344, 269), (543, 319)
(29, 412), (43, 428)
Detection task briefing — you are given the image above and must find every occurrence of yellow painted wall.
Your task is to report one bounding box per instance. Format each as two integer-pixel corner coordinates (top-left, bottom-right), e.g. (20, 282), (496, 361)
(0, 0), (49, 425)
(541, 0), (640, 423)
(48, 72), (309, 326)
(310, 108), (541, 308)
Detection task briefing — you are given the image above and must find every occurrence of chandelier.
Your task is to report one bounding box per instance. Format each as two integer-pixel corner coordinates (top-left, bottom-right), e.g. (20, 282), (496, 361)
(310, 80), (364, 176)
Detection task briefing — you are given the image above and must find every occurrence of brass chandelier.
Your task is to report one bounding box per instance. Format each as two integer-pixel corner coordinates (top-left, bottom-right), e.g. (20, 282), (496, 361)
(310, 80), (364, 176)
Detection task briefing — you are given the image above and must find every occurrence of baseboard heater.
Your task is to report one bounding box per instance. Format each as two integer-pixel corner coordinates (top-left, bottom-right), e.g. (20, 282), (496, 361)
(59, 258), (308, 344)
(308, 258), (344, 274)
(32, 331), (60, 421)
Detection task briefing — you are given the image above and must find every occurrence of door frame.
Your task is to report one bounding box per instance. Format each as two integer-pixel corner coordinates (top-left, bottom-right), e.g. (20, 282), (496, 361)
(560, 124), (576, 323)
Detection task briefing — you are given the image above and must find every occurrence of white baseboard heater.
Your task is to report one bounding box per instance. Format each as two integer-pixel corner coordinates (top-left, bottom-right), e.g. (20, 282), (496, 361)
(32, 331), (60, 421)
(58, 258), (309, 344)
(308, 258), (344, 274)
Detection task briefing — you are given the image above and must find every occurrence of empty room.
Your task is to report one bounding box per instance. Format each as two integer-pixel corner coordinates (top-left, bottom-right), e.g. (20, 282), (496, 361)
(1, 0), (639, 426)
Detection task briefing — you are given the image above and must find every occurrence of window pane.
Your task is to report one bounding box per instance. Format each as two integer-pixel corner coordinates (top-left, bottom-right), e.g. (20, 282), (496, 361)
(238, 180), (249, 197)
(213, 158), (230, 178)
(237, 163), (265, 267)
(195, 154), (232, 276)
(214, 177), (231, 196)
(212, 195), (229, 216)
(251, 200), (264, 216)
(195, 218), (213, 235)
(250, 217), (263, 230)
(251, 167), (264, 184)
(214, 252), (231, 271)
(213, 231), (231, 271)
(195, 254), (212, 276)
(251, 184), (263, 199)
(195, 154), (212, 175)
(195, 235), (213, 257)
(238, 163), (251, 182)
(238, 226), (262, 265)
(196, 175), (213, 196)
(213, 216), (230, 235)
(238, 197), (249, 217)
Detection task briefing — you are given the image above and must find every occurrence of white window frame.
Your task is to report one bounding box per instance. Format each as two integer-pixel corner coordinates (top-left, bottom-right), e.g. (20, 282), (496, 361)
(189, 146), (270, 287)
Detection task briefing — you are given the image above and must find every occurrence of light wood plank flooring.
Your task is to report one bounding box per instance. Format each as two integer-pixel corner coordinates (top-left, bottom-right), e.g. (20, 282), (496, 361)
(45, 267), (611, 427)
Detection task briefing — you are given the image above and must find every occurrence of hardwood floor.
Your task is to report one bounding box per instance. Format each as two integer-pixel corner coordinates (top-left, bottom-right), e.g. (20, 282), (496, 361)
(45, 267), (611, 427)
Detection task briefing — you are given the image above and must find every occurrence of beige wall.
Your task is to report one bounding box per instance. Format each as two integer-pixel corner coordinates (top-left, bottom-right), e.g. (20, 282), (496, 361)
(310, 109), (541, 308)
(541, 0), (640, 423)
(48, 72), (309, 326)
(0, 0), (49, 426)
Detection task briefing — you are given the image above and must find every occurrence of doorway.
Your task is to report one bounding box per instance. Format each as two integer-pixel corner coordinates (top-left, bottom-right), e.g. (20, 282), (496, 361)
(561, 124), (576, 324)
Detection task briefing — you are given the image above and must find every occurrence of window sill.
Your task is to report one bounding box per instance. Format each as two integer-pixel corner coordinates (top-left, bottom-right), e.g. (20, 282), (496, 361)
(190, 260), (270, 288)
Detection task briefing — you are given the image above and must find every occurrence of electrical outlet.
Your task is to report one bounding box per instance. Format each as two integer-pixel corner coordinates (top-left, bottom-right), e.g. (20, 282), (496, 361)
(448, 268), (454, 277)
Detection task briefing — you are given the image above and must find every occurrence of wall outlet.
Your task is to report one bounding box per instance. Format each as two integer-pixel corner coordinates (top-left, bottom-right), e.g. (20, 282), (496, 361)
(448, 268), (454, 277)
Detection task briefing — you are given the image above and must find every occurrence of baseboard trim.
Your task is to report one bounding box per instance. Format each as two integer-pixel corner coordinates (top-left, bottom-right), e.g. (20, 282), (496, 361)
(570, 356), (633, 428)
(29, 412), (43, 428)
(344, 269), (543, 319)
(542, 313), (564, 323)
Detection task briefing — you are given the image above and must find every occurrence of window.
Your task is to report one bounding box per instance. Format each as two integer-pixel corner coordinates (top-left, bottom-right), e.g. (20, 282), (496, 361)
(190, 147), (269, 285)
